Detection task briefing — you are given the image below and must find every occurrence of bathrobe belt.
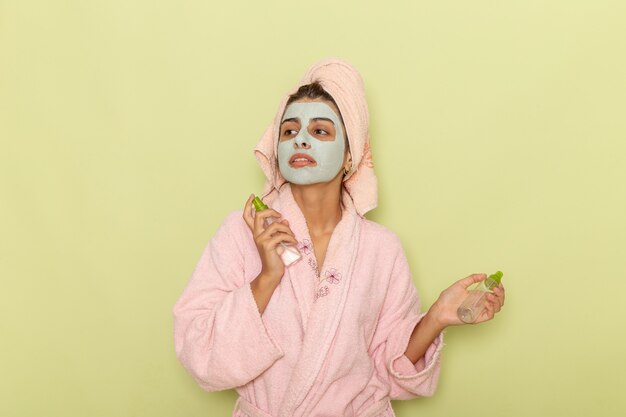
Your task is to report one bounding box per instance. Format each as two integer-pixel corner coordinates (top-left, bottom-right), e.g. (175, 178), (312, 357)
(234, 396), (392, 417)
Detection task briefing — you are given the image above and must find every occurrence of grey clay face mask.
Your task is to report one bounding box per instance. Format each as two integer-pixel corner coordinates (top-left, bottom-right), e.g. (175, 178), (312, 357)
(277, 101), (346, 185)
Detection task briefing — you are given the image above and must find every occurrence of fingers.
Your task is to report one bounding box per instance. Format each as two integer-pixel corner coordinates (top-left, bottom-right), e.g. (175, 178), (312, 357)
(265, 230), (298, 249)
(483, 300), (496, 320)
(257, 220), (296, 241)
(457, 273), (487, 290)
(483, 286), (504, 319)
(244, 194), (291, 236)
(253, 208), (284, 237)
(493, 284), (505, 308)
(244, 195), (298, 254)
(468, 282), (505, 325)
(486, 293), (502, 313)
(257, 228), (298, 257)
(243, 194), (255, 230)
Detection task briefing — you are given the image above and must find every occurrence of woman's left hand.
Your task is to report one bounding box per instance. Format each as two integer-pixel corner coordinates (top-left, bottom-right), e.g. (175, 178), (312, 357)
(429, 273), (506, 327)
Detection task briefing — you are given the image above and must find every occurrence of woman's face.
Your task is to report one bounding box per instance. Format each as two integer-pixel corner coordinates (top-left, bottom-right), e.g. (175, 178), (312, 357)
(277, 98), (350, 185)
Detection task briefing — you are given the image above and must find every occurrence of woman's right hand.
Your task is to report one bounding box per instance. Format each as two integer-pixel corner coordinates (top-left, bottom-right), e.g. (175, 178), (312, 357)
(243, 194), (298, 282)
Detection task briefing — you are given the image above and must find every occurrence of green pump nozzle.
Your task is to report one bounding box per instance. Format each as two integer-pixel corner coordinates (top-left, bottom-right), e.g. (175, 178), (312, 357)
(252, 196), (268, 212)
(487, 271), (504, 285)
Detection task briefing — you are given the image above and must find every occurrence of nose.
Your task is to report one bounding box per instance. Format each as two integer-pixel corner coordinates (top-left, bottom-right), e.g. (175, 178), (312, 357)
(294, 133), (311, 149)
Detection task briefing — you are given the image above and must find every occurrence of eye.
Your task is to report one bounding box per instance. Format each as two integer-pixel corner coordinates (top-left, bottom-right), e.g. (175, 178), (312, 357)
(314, 129), (328, 135)
(283, 128), (298, 136)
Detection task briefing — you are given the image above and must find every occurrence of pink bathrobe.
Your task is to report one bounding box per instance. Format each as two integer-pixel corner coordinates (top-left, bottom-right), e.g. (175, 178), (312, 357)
(172, 182), (444, 417)
(173, 58), (444, 417)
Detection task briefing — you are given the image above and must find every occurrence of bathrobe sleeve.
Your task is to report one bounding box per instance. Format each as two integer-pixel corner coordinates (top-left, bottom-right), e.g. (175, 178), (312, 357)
(369, 236), (445, 400)
(172, 211), (284, 392)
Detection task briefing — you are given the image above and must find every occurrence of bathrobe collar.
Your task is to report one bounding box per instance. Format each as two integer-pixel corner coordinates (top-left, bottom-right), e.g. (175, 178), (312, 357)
(269, 182), (362, 416)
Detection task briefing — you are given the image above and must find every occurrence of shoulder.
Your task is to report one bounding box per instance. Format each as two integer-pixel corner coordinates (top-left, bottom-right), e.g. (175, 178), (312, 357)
(360, 218), (404, 256)
(220, 209), (246, 228)
(212, 209), (251, 242)
(203, 210), (254, 263)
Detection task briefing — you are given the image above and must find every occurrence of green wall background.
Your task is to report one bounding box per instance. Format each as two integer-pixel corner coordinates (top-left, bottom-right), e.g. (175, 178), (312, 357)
(1, 1), (625, 416)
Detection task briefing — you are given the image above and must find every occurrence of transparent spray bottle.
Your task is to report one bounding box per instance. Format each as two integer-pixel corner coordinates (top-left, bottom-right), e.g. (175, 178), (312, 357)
(252, 196), (302, 267)
(457, 271), (504, 323)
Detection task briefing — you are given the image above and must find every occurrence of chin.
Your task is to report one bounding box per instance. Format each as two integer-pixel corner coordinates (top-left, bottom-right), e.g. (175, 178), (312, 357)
(281, 167), (342, 186)
(290, 179), (324, 186)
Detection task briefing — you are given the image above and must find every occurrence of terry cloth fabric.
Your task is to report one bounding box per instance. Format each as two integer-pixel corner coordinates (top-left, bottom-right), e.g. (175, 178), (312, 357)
(254, 57), (377, 218)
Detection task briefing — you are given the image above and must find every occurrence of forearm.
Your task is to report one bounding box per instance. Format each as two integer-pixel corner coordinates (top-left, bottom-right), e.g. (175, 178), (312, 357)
(403, 308), (446, 364)
(250, 274), (280, 315)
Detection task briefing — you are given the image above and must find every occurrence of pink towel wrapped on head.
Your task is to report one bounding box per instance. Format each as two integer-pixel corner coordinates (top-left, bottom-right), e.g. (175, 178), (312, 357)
(173, 57), (444, 417)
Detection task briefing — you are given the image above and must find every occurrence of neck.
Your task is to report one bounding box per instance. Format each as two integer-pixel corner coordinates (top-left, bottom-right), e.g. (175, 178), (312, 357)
(290, 180), (343, 236)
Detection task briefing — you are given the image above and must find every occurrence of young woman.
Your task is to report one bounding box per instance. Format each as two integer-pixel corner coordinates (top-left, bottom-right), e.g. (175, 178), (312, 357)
(173, 58), (505, 417)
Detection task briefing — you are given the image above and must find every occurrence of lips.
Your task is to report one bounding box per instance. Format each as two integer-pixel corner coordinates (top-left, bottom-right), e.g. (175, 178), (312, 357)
(289, 153), (317, 167)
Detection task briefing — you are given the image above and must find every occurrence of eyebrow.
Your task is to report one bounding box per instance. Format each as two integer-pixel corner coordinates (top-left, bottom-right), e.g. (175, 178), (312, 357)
(280, 117), (335, 125)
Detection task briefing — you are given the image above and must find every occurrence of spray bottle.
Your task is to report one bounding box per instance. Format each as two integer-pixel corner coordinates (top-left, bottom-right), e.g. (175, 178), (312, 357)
(457, 271), (504, 323)
(252, 196), (302, 267)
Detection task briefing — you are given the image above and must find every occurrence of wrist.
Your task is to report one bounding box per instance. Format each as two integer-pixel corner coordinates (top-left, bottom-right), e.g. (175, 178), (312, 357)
(425, 304), (448, 333)
(254, 272), (280, 289)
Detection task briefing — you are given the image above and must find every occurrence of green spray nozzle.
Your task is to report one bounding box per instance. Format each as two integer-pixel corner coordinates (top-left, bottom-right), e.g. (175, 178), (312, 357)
(487, 271), (504, 285)
(252, 196), (268, 212)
